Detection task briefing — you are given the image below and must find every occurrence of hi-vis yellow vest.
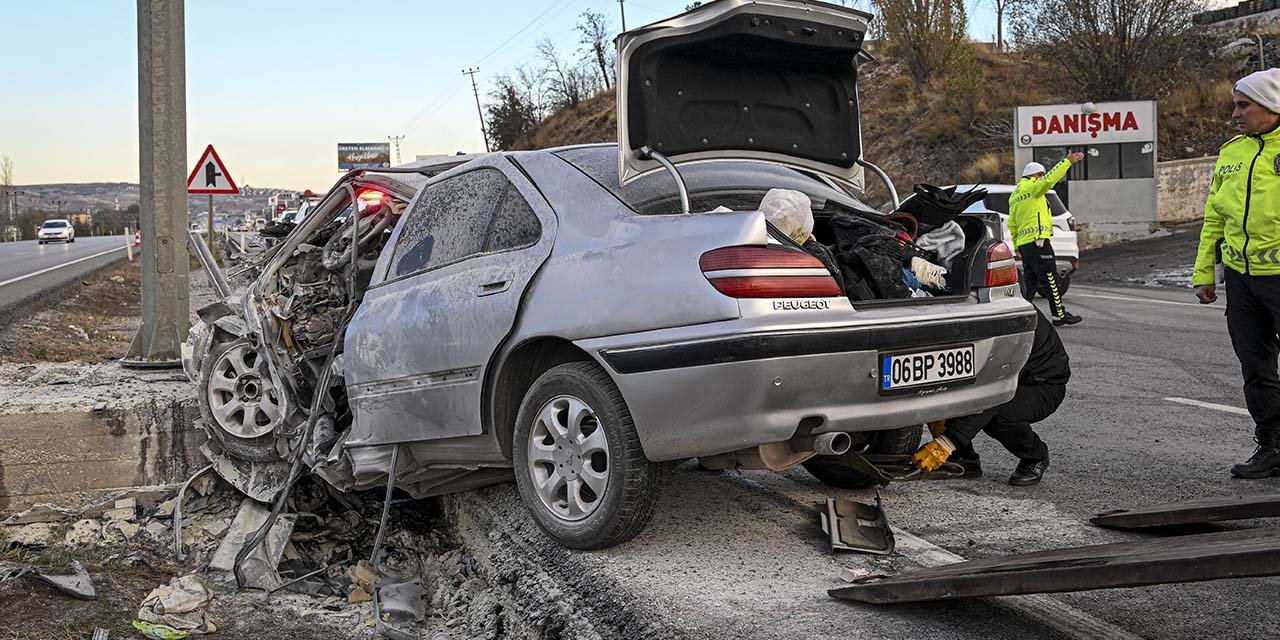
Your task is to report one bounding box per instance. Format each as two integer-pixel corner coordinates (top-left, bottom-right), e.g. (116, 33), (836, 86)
(1008, 159), (1071, 248)
(1194, 129), (1280, 285)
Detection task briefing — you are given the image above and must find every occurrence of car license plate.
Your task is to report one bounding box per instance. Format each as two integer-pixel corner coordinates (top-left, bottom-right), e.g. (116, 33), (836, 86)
(881, 345), (975, 392)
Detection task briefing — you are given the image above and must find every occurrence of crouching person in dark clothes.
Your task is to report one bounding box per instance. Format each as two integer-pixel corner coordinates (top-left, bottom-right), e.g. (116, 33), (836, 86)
(911, 307), (1070, 486)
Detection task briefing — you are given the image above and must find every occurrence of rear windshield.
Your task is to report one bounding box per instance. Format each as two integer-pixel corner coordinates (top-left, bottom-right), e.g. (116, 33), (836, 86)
(554, 146), (880, 217)
(982, 191), (1067, 216)
(42, 221), (69, 228)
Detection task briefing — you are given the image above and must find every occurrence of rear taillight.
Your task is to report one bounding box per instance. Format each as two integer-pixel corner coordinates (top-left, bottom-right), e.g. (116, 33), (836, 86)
(1066, 217), (1078, 232)
(700, 246), (841, 298)
(984, 242), (1019, 288)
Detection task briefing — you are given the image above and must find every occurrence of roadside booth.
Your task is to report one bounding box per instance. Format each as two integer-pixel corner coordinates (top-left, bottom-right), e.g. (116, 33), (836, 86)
(1014, 101), (1158, 245)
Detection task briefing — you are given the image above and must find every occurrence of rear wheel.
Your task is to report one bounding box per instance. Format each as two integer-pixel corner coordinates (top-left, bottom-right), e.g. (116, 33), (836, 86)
(512, 361), (665, 549)
(802, 425), (923, 489)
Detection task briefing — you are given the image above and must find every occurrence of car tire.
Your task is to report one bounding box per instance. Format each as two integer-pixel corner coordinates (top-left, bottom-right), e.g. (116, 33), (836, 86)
(512, 361), (666, 549)
(196, 337), (285, 463)
(802, 425), (923, 490)
(68, 237), (75, 243)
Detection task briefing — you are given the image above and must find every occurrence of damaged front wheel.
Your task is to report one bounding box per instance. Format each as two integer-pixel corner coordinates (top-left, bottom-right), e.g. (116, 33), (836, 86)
(512, 361), (666, 549)
(198, 338), (286, 462)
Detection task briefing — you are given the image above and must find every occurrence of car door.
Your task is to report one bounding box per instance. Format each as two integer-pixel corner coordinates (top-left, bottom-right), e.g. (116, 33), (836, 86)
(343, 161), (555, 446)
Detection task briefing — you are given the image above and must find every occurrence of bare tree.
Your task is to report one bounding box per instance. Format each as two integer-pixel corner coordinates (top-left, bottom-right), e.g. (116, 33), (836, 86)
(1014, 0), (1202, 100)
(537, 38), (596, 109)
(486, 75), (543, 151)
(872, 0), (969, 93)
(991, 0), (1028, 50)
(578, 10), (614, 90)
(1, 156), (13, 221)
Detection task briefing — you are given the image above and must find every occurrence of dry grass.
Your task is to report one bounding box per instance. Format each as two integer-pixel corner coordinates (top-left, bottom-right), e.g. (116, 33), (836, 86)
(0, 260), (141, 363)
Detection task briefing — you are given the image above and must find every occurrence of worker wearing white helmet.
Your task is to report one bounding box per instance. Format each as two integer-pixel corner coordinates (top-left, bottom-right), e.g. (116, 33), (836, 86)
(1008, 151), (1085, 326)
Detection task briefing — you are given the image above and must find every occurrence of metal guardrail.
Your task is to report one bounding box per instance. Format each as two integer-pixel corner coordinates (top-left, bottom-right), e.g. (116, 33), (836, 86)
(1194, 0), (1280, 24)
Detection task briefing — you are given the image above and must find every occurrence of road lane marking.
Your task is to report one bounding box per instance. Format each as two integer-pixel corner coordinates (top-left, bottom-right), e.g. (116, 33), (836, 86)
(1072, 291), (1217, 308)
(1164, 397), (1251, 416)
(895, 531), (1145, 640)
(0, 246), (125, 288)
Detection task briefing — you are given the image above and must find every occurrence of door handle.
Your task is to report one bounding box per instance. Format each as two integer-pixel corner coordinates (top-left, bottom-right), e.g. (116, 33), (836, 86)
(477, 279), (511, 297)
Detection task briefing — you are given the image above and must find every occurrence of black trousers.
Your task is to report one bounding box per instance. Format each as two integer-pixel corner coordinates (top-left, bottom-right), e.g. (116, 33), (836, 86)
(1225, 268), (1280, 442)
(948, 383), (1064, 462)
(1017, 240), (1068, 319)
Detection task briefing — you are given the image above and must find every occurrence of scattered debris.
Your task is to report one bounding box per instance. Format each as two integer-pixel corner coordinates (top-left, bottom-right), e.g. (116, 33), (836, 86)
(92, 627), (110, 640)
(3, 522), (59, 549)
(132, 620), (190, 640)
(2, 503), (76, 525)
(65, 519), (103, 547)
(209, 497), (296, 590)
(137, 574), (216, 634)
(820, 495), (895, 555)
(10, 560), (99, 600)
(830, 527), (1280, 603)
(1091, 494), (1280, 529)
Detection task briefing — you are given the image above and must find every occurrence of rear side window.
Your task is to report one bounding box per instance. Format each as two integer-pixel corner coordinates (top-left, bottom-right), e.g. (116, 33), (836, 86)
(388, 168), (541, 279)
(484, 185), (541, 252)
(1046, 193), (1068, 216)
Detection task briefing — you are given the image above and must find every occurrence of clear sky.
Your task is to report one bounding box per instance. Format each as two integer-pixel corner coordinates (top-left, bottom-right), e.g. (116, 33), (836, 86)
(2, 0), (1012, 190)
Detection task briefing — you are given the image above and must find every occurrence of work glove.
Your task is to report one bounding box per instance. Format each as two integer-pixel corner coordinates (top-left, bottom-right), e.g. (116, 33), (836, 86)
(910, 257), (948, 290)
(911, 435), (956, 473)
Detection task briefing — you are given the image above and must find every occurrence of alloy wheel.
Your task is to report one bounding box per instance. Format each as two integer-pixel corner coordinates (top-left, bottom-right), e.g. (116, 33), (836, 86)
(206, 342), (282, 439)
(526, 394), (610, 521)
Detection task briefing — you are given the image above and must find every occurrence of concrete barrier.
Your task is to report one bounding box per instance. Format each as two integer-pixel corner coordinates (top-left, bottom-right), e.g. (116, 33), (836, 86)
(1157, 157), (1216, 225)
(0, 363), (206, 511)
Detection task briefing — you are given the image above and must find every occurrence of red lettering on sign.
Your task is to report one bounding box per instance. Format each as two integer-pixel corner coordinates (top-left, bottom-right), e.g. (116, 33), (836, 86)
(1087, 113), (1102, 138)
(1046, 116), (1063, 135)
(1103, 112), (1121, 130)
(1123, 112), (1139, 130)
(1033, 116), (1047, 135)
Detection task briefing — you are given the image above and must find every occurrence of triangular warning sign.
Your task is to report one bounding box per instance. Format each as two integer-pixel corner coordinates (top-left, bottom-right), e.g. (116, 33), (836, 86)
(187, 144), (240, 195)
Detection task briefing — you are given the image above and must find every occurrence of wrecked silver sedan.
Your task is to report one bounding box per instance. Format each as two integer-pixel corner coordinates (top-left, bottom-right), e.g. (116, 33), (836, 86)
(184, 0), (1035, 549)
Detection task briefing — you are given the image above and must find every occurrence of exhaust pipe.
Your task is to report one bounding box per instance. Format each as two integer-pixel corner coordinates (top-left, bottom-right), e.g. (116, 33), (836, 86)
(791, 432), (852, 456)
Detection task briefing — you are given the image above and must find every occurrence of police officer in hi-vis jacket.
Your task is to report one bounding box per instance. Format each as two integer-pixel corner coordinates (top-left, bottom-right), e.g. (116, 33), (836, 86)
(1195, 68), (1280, 479)
(1009, 152), (1085, 326)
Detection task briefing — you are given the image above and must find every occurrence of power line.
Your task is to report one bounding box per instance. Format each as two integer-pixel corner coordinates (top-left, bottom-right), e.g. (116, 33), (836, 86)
(476, 0), (581, 66)
(401, 81), (468, 136)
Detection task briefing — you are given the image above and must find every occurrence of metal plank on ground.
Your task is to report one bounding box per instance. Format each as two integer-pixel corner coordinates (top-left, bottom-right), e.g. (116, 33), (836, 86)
(830, 527), (1280, 604)
(1090, 494), (1280, 529)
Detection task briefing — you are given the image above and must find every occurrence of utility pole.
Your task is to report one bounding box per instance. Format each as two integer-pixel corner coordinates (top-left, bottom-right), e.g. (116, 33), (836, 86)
(53, 199), (66, 216)
(619, 0), (627, 31)
(124, 0), (189, 368)
(388, 134), (405, 165)
(463, 68), (490, 153)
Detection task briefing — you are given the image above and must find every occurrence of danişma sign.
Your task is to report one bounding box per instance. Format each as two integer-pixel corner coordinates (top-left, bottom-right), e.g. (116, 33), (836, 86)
(338, 143), (392, 170)
(1016, 101), (1155, 148)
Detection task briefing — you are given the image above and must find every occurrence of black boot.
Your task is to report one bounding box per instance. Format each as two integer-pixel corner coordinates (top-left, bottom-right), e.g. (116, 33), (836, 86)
(949, 452), (983, 478)
(1052, 312), (1082, 326)
(1230, 437), (1280, 479)
(1009, 452), (1050, 486)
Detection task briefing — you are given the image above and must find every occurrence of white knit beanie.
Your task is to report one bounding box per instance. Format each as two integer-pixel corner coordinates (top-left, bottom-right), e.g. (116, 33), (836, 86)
(1235, 68), (1280, 114)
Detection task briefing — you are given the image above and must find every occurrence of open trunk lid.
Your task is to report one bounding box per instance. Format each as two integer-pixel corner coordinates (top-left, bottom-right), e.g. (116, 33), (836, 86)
(616, 0), (872, 186)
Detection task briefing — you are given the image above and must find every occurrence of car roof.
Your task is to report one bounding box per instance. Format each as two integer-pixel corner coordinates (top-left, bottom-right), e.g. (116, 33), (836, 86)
(949, 184), (1015, 193)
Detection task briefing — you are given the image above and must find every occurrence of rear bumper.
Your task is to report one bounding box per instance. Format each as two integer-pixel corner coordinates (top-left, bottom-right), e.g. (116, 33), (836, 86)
(580, 308), (1037, 462)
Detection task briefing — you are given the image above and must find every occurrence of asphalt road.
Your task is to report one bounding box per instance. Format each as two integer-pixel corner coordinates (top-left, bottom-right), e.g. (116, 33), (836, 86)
(461, 281), (1279, 640)
(0, 236), (128, 313)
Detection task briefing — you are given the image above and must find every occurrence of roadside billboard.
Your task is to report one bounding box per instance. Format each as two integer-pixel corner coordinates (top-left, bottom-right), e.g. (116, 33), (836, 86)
(338, 143), (392, 170)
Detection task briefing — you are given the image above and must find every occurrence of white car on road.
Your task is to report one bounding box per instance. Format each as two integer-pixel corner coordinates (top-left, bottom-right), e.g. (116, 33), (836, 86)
(953, 184), (1079, 294)
(37, 219), (76, 244)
